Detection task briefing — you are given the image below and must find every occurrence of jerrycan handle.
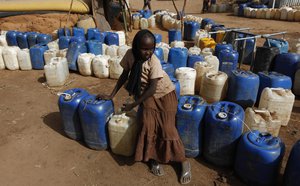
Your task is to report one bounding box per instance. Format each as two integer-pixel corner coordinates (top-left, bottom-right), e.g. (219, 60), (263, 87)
(256, 132), (273, 143)
(57, 92), (72, 101)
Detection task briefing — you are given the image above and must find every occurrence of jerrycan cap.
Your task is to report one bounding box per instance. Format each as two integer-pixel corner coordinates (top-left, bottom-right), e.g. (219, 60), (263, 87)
(64, 94), (72, 101)
(217, 112), (227, 119)
(183, 103), (192, 110)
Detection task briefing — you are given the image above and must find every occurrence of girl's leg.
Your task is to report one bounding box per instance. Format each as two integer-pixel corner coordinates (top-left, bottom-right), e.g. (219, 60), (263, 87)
(180, 160), (191, 184)
(149, 159), (164, 176)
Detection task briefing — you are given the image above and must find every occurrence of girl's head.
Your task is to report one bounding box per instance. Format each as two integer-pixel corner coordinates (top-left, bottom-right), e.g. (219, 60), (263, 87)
(132, 29), (156, 61)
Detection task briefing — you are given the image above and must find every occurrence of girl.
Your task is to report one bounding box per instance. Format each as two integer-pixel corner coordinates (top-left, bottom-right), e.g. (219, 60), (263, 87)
(97, 29), (191, 184)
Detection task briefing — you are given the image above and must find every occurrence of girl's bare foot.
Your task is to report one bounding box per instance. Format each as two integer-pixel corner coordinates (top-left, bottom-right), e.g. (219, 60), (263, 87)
(180, 160), (191, 184)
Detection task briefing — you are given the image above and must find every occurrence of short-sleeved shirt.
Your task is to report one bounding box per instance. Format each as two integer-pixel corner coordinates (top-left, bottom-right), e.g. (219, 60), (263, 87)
(120, 49), (175, 98)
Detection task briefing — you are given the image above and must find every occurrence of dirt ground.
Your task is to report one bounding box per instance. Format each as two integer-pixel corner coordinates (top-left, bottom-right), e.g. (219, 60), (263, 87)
(0, 1), (300, 186)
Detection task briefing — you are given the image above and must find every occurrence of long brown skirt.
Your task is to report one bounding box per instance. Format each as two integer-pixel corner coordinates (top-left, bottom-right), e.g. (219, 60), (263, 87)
(134, 90), (186, 163)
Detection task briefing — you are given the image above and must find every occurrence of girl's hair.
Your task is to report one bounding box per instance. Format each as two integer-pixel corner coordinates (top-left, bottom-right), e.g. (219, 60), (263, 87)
(125, 29), (156, 97)
(132, 29), (156, 61)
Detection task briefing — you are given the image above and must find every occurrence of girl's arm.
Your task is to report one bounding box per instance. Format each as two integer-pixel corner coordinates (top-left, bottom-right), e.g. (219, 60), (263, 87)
(122, 78), (159, 111)
(96, 69), (130, 100)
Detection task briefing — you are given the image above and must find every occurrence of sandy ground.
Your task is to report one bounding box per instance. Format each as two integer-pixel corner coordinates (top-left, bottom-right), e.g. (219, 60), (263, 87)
(0, 0), (300, 186)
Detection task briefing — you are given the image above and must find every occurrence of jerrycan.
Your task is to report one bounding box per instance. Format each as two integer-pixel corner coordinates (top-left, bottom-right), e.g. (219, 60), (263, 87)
(27, 32), (39, 48)
(204, 101), (244, 166)
(108, 112), (138, 156)
(30, 44), (49, 70)
(58, 88), (89, 140)
(86, 40), (103, 55)
(17, 32), (29, 49)
(66, 41), (87, 71)
(72, 27), (85, 37)
(235, 131), (285, 186)
(258, 88), (295, 126)
(283, 140), (300, 186)
(36, 34), (52, 45)
(175, 67), (196, 95)
(78, 95), (114, 150)
(176, 95), (207, 157)
(170, 76), (180, 99)
(6, 31), (19, 46)
(57, 28), (71, 38)
(58, 36), (72, 50)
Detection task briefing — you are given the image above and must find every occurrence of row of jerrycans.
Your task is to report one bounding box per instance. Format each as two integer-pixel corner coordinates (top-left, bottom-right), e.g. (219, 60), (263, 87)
(176, 95), (285, 186)
(58, 88), (138, 156)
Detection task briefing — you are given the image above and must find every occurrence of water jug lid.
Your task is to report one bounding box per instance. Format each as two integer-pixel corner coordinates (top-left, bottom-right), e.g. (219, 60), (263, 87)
(217, 112), (227, 119)
(183, 103), (192, 110)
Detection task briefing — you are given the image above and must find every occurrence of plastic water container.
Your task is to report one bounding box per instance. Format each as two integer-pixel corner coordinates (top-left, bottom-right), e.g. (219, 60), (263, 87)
(102, 43), (108, 55)
(201, 18), (215, 29)
(47, 39), (59, 50)
(6, 31), (19, 46)
(287, 10), (295, 21)
(117, 45), (131, 57)
(170, 41), (185, 48)
(109, 56), (123, 79)
(273, 53), (300, 80)
(140, 18), (148, 29)
(200, 38), (216, 50)
(175, 67), (196, 95)
(176, 95), (207, 157)
(77, 53), (95, 76)
(57, 49), (68, 58)
(204, 55), (219, 72)
(257, 71), (292, 102)
(72, 27), (85, 37)
(3, 47), (19, 70)
(217, 4), (226, 13)
(200, 71), (228, 103)
(92, 55), (110, 78)
(17, 32), (29, 49)
(36, 34), (52, 45)
(162, 15), (174, 30)
(58, 88), (89, 140)
(154, 47), (163, 62)
(188, 46), (201, 55)
(295, 10), (300, 22)
(210, 25), (226, 42)
(105, 31), (125, 46)
(50, 57), (69, 79)
(237, 36), (254, 65)
(194, 61), (214, 93)
(154, 34), (162, 44)
(259, 88), (295, 126)
(30, 44), (49, 70)
(293, 69), (300, 96)
(161, 61), (175, 77)
(280, 7), (293, 20)
(66, 42), (87, 71)
(78, 95), (114, 150)
(0, 35), (7, 47)
(160, 45), (170, 62)
(244, 108), (281, 137)
(57, 28), (71, 38)
(265, 9), (272, 19)
(194, 30), (209, 47)
(132, 14), (141, 29)
(59, 36), (72, 50)
(234, 6), (239, 16)
(253, 46), (280, 73)
(283, 140), (300, 186)
(215, 43), (233, 58)
(187, 54), (204, 68)
(227, 70), (259, 108)
(201, 48), (213, 57)
(184, 21), (200, 41)
(106, 45), (119, 58)
(0, 47), (5, 70)
(274, 9), (281, 20)
(44, 49), (58, 65)
(235, 131), (285, 185)
(86, 40), (102, 55)
(168, 29), (181, 44)
(70, 36), (86, 45)
(44, 60), (67, 87)
(108, 113), (137, 156)
(17, 49), (32, 70)
(87, 28), (106, 42)
(170, 77), (180, 99)
(264, 38), (289, 54)
(218, 49), (239, 70)
(204, 101), (244, 166)
(168, 47), (188, 70)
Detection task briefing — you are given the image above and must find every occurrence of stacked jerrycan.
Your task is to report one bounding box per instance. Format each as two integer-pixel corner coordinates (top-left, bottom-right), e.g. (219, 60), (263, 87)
(283, 140), (300, 186)
(78, 95), (114, 150)
(227, 70), (259, 108)
(168, 47), (188, 70)
(183, 21), (200, 41)
(168, 29), (182, 44)
(235, 131), (285, 186)
(58, 88), (90, 140)
(176, 96), (207, 158)
(204, 101), (244, 166)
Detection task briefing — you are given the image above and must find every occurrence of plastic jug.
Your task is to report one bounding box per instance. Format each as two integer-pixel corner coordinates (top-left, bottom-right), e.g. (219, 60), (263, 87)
(117, 45), (131, 57)
(30, 44), (49, 70)
(108, 112), (137, 156)
(204, 55), (219, 72)
(44, 60), (67, 87)
(86, 40), (102, 55)
(92, 55), (110, 78)
(17, 48), (32, 70)
(168, 47), (188, 70)
(283, 140), (300, 186)
(106, 45), (119, 58)
(77, 53), (95, 76)
(175, 67), (197, 95)
(44, 49), (58, 65)
(109, 56), (123, 79)
(3, 46), (19, 70)
(17, 32), (29, 49)
(194, 61), (214, 93)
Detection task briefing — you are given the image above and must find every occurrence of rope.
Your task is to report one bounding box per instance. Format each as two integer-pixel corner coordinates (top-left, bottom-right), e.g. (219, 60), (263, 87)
(64, 0), (74, 36)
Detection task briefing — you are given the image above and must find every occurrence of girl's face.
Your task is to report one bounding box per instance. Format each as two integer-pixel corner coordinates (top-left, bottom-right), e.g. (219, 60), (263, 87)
(139, 36), (155, 61)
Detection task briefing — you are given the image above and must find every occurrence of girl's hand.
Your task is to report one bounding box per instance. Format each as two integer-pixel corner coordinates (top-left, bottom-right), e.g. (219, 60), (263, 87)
(96, 94), (113, 100)
(121, 103), (135, 112)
